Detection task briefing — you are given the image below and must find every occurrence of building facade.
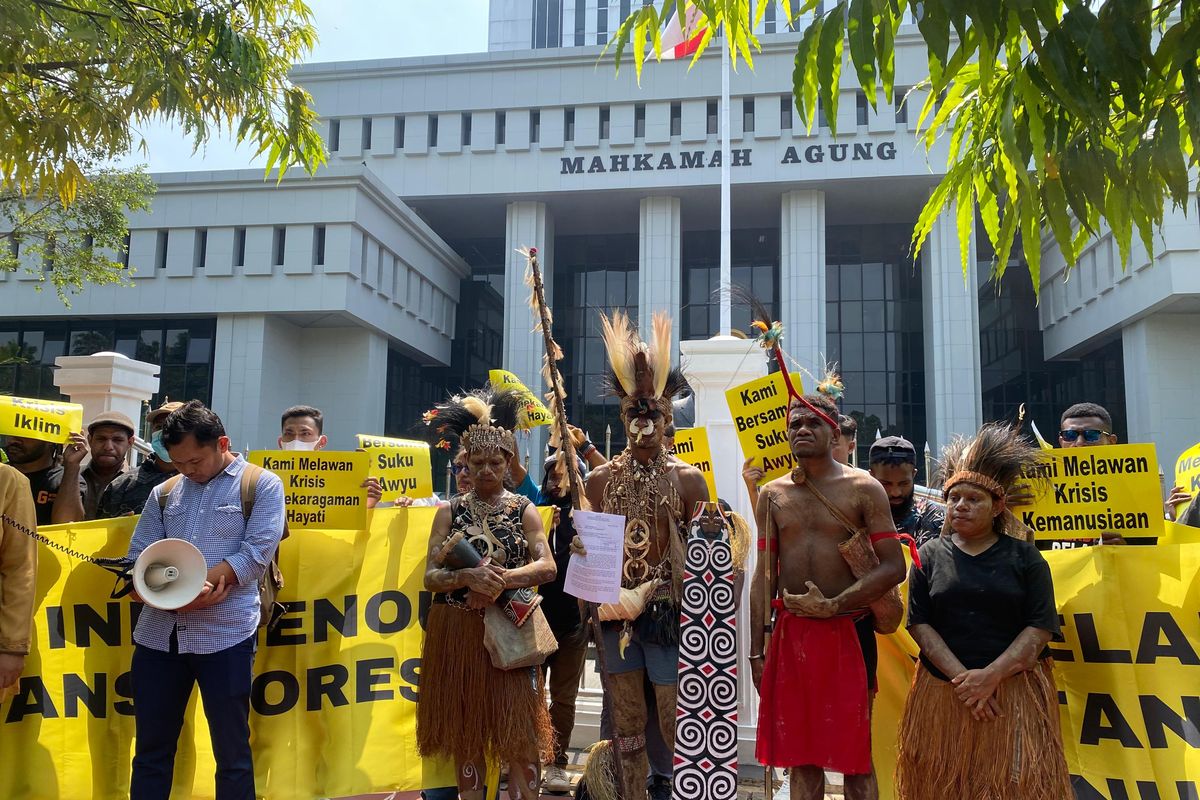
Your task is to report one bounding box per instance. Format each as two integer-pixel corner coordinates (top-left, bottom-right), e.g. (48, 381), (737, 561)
(3, 1), (1196, 471)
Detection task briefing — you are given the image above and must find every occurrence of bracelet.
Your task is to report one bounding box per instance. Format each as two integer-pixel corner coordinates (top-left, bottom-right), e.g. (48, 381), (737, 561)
(748, 653), (765, 661)
(579, 442), (596, 456)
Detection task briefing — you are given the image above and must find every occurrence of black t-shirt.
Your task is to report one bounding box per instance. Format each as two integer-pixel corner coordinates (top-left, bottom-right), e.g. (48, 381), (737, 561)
(24, 464), (87, 526)
(908, 534), (1061, 681)
(540, 498), (584, 641)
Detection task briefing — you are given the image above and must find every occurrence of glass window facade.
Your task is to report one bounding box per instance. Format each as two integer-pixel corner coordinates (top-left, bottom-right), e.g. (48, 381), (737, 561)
(0, 318), (216, 408)
(826, 224), (927, 462)
(681, 229), (779, 340)
(977, 229), (1127, 439)
(552, 233), (639, 451)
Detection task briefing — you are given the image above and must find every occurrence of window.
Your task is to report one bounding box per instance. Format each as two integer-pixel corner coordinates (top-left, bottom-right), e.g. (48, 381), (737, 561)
(4, 233), (17, 260)
(856, 92), (869, 126)
(273, 226), (286, 267)
(395, 115), (406, 149)
(193, 229), (207, 270)
(895, 88), (909, 124)
(81, 234), (94, 252)
(565, 107), (575, 142)
(707, 100), (718, 135)
(599, 107), (610, 140)
(328, 119), (340, 152)
(670, 102), (682, 136)
(597, 3), (608, 45)
(462, 113), (472, 146)
(780, 95), (793, 129)
(234, 227), (246, 267)
(428, 116), (439, 148)
(634, 104), (645, 138)
(742, 97), (755, 133)
(42, 235), (55, 271)
(155, 230), (168, 269)
(620, 0), (631, 18)
(313, 225), (326, 266)
(818, 100), (828, 129)
(574, 0), (587, 45)
(764, 0), (777, 32)
(121, 233), (130, 269)
(496, 111), (507, 145)
(530, 110), (541, 143)
(683, 230), (779, 341)
(361, 117), (373, 151)
(532, 0), (563, 48)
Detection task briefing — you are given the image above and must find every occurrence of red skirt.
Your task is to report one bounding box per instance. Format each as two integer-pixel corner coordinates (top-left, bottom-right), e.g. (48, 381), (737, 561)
(755, 608), (871, 775)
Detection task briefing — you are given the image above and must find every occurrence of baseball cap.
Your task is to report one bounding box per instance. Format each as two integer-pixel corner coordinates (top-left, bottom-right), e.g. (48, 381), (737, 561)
(869, 436), (916, 464)
(87, 410), (136, 438)
(146, 401), (184, 426)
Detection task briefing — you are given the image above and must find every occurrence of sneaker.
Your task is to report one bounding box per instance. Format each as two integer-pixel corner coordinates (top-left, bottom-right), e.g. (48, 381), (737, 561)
(543, 764), (573, 794)
(648, 776), (671, 800)
(773, 770), (790, 800)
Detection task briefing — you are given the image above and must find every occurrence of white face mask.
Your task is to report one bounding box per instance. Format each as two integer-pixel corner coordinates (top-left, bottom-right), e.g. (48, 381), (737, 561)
(280, 439), (319, 451)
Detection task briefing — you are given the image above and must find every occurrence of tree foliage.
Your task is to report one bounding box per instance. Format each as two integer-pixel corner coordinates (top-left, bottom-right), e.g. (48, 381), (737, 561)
(0, 0), (326, 205)
(610, 1), (1200, 290)
(1, 168), (155, 305)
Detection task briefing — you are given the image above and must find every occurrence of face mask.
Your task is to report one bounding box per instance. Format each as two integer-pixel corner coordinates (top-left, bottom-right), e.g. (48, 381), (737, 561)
(280, 439), (319, 451)
(151, 430), (172, 463)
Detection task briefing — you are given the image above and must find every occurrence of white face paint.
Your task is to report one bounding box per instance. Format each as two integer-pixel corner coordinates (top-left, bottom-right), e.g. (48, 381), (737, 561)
(630, 417), (655, 444)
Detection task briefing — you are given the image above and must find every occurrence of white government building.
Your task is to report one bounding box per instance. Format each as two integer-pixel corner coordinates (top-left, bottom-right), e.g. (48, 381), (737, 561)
(4, 0), (1199, 761)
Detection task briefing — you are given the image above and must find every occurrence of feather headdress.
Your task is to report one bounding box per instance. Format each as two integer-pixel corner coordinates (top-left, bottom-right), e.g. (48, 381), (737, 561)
(937, 422), (1048, 539)
(599, 310), (688, 414)
(421, 387), (524, 455)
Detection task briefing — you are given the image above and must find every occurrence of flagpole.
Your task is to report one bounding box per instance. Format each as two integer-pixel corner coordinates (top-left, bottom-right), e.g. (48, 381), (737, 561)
(719, 17), (732, 337)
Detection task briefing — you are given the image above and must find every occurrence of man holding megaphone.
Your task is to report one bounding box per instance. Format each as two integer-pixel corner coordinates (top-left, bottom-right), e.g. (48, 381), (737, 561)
(122, 401), (285, 800)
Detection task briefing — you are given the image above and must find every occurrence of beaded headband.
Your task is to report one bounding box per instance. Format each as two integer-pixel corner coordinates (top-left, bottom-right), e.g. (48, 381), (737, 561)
(943, 470), (1006, 500)
(461, 423), (516, 456)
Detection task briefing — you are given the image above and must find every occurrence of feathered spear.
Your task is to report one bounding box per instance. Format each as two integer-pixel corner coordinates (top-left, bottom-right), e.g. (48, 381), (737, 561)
(519, 245), (627, 799)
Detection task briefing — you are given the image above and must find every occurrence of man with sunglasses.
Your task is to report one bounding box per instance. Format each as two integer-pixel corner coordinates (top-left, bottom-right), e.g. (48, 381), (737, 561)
(869, 436), (945, 548)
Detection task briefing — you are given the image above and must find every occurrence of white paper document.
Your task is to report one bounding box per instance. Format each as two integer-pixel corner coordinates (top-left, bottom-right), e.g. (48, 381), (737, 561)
(565, 510), (626, 604)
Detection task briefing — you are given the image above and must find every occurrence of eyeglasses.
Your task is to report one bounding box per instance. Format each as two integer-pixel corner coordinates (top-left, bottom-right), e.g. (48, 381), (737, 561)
(1059, 429), (1110, 443)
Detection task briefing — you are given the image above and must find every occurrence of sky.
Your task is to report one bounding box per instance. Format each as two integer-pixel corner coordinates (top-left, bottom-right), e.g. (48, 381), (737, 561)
(115, 0), (489, 174)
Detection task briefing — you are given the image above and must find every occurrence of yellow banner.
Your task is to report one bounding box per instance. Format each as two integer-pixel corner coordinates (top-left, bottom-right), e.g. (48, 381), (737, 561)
(872, 544), (1200, 798)
(488, 369), (553, 428)
(673, 427), (717, 501)
(1010, 444), (1165, 540)
(724, 372), (800, 484)
(249, 451), (369, 530)
(0, 512), (455, 800)
(0, 395), (84, 445)
(355, 434), (434, 501)
(1174, 441), (1200, 520)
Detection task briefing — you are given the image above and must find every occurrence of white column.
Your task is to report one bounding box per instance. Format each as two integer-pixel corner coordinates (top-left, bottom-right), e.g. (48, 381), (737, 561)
(52, 353), (161, 441)
(504, 201), (554, 462)
(1122, 314), (1200, 475)
(638, 196), (681, 356)
(921, 203), (982, 455)
(779, 190), (826, 377)
(679, 335), (768, 765)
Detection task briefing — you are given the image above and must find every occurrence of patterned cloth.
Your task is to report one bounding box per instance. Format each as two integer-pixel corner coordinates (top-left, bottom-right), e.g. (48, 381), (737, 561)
(437, 492), (532, 606)
(126, 454), (285, 654)
(895, 495), (945, 548)
(96, 458), (173, 519)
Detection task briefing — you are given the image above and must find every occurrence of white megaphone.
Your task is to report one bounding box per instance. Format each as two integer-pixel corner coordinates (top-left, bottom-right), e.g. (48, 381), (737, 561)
(133, 538), (209, 610)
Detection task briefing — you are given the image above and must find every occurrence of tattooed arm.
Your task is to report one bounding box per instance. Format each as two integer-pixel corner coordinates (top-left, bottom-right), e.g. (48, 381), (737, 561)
(423, 503), (505, 598)
(497, 501), (557, 589)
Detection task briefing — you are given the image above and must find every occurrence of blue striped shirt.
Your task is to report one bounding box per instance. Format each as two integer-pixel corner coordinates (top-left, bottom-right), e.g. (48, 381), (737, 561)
(126, 454), (285, 654)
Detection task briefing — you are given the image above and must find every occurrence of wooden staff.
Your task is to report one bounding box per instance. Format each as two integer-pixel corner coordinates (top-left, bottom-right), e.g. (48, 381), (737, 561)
(523, 246), (627, 799)
(762, 495), (776, 797)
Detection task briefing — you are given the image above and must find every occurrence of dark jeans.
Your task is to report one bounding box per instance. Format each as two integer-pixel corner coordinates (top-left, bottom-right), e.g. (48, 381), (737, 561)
(130, 633), (257, 800)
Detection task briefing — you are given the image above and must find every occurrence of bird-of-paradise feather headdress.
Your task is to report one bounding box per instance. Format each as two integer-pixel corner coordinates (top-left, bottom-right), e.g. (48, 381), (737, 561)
(599, 310), (688, 423)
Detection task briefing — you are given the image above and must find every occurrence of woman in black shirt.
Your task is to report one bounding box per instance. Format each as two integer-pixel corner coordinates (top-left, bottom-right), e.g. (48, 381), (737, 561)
(894, 423), (1071, 800)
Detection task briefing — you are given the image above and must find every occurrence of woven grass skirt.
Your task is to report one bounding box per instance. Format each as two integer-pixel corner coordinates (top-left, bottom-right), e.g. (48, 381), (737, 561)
(416, 603), (554, 766)
(895, 660), (1072, 800)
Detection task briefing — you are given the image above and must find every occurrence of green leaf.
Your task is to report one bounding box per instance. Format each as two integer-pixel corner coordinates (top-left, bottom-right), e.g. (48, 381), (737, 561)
(1043, 177), (1076, 266)
(916, 1), (951, 73)
(875, 10), (896, 103)
(954, 178), (975, 279)
(1153, 106), (1190, 202)
(1018, 193), (1042, 290)
(793, 17), (824, 132)
(848, 0), (878, 106)
(817, 4), (846, 135)
(1105, 180), (1133, 270)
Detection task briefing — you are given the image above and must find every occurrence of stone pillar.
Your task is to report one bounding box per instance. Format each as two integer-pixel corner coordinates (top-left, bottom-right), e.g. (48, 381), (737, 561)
(53, 353), (161, 441)
(638, 196), (682, 356)
(921, 202), (982, 455)
(1122, 314), (1200, 475)
(504, 201), (554, 462)
(679, 335), (767, 765)
(779, 190), (826, 377)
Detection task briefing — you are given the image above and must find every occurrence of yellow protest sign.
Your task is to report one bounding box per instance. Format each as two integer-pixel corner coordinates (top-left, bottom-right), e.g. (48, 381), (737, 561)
(0, 395), (84, 445)
(249, 450), (369, 530)
(724, 372), (800, 484)
(489, 369), (553, 428)
(0, 512), (455, 800)
(1010, 444), (1164, 540)
(1174, 441), (1200, 520)
(1161, 520), (1200, 545)
(673, 427), (717, 500)
(355, 434), (434, 500)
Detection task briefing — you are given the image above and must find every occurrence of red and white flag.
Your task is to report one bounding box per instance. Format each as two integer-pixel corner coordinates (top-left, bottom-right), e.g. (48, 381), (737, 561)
(660, 4), (707, 60)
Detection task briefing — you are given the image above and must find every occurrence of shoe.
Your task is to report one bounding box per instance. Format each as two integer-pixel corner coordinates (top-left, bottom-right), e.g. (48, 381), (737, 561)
(543, 764), (573, 794)
(773, 771), (790, 800)
(648, 776), (671, 800)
